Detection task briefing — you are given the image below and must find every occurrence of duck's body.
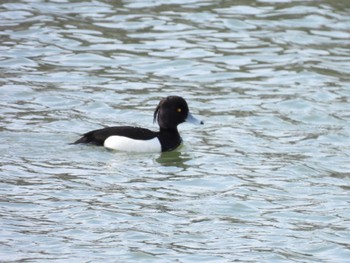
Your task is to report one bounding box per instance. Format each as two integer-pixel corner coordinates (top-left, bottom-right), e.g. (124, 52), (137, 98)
(73, 96), (203, 153)
(74, 126), (181, 152)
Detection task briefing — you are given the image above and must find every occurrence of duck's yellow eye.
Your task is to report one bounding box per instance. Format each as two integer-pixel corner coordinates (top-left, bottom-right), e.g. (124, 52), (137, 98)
(177, 108), (182, 113)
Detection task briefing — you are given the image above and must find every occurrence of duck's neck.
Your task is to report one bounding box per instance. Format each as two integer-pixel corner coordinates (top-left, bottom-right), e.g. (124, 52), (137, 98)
(159, 127), (178, 133)
(158, 128), (182, 152)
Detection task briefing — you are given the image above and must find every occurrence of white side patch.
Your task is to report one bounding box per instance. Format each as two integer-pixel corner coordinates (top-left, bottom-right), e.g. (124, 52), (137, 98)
(104, 136), (162, 153)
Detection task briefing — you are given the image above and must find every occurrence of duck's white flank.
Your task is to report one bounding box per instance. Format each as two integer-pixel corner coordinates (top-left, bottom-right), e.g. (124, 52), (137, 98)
(104, 136), (161, 153)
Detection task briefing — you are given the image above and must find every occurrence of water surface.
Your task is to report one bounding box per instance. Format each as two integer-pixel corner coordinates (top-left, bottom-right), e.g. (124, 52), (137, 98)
(1, 0), (350, 262)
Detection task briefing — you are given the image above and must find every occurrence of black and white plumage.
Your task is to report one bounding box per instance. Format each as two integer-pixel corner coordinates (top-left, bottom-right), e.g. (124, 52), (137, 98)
(73, 96), (203, 152)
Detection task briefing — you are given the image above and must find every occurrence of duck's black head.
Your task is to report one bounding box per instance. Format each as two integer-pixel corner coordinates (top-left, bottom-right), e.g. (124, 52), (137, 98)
(153, 96), (203, 130)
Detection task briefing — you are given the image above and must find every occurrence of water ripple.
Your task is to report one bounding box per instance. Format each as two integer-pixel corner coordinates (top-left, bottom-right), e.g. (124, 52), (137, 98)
(1, 0), (350, 262)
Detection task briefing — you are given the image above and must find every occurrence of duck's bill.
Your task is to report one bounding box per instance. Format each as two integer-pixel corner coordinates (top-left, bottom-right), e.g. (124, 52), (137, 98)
(186, 112), (204, 125)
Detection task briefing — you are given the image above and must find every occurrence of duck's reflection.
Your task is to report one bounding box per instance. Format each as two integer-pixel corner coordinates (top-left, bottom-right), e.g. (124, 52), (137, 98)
(156, 150), (191, 169)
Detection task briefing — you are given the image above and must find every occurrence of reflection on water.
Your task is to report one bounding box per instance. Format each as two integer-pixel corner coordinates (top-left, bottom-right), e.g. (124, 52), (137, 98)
(1, 0), (350, 262)
(156, 150), (191, 168)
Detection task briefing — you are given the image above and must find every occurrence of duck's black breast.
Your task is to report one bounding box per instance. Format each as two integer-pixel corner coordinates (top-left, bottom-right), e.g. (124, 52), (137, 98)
(157, 129), (182, 152)
(74, 126), (158, 146)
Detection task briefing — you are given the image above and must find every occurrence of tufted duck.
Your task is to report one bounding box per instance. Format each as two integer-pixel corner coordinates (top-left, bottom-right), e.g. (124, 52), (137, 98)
(73, 96), (203, 152)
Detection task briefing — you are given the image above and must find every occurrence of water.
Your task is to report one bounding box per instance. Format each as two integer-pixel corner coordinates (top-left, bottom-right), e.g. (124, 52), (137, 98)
(1, 0), (350, 262)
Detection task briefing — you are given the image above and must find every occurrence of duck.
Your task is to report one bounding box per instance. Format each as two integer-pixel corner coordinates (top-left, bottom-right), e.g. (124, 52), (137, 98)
(73, 96), (203, 152)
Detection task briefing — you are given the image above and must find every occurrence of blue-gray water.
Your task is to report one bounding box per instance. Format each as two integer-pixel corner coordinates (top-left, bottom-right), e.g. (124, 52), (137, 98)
(1, 0), (350, 262)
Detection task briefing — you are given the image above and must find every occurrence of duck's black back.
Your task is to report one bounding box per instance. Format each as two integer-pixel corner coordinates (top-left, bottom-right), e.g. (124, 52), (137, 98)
(73, 126), (158, 146)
